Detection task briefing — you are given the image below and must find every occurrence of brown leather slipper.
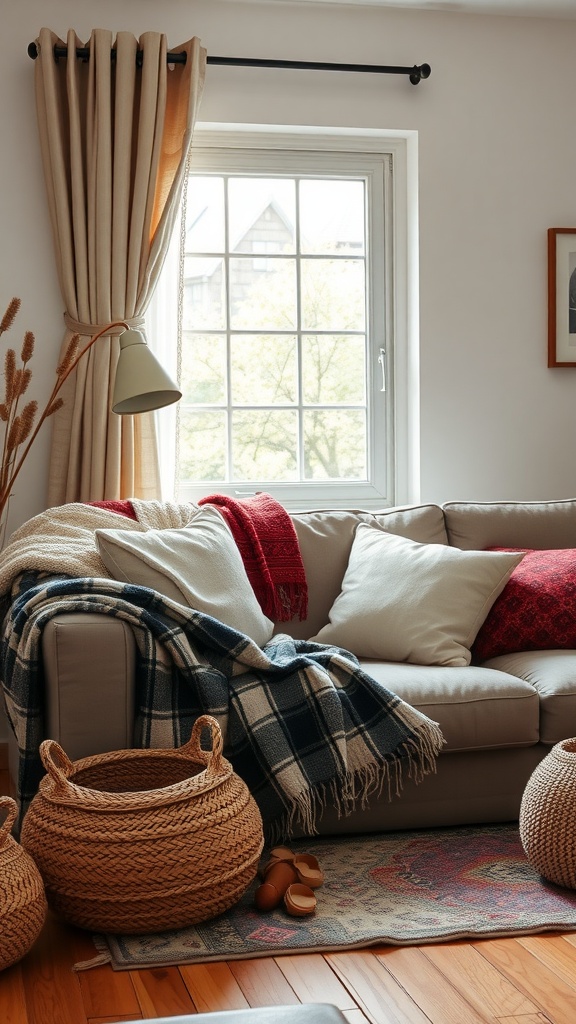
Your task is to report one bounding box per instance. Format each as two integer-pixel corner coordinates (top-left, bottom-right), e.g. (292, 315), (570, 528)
(258, 846), (296, 879)
(284, 883), (317, 917)
(254, 860), (298, 911)
(292, 853), (324, 889)
(269, 845), (295, 862)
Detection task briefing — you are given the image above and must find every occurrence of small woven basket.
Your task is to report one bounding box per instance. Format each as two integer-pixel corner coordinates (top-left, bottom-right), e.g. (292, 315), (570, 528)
(520, 737), (576, 888)
(21, 715), (264, 934)
(0, 796), (47, 971)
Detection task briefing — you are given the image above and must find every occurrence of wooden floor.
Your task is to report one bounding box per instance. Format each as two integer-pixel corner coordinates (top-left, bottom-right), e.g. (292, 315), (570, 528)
(3, 745), (576, 1024)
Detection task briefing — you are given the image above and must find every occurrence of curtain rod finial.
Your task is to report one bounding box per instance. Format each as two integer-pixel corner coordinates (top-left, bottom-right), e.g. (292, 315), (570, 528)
(28, 42), (39, 60)
(410, 63), (431, 85)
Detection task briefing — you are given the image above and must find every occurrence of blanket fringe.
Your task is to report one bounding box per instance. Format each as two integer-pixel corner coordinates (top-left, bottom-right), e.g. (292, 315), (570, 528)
(266, 718), (444, 844)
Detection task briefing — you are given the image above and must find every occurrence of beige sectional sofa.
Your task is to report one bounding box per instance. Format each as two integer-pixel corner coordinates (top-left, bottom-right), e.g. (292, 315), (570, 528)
(8, 498), (576, 835)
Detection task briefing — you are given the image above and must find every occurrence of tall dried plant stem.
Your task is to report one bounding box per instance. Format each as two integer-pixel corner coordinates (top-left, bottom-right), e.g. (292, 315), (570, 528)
(0, 321), (129, 518)
(0, 346), (34, 501)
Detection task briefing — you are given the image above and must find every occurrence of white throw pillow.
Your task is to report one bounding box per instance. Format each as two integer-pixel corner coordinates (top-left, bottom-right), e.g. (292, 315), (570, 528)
(310, 523), (524, 666)
(95, 505), (274, 647)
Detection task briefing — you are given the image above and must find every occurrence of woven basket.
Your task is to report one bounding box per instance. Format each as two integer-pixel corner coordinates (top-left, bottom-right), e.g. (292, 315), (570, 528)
(0, 796), (47, 971)
(21, 715), (264, 934)
(520, 737), (576, 888)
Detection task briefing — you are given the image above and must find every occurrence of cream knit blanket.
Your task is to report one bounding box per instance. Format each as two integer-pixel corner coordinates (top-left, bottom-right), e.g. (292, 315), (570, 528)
(0, 501), (196, 600)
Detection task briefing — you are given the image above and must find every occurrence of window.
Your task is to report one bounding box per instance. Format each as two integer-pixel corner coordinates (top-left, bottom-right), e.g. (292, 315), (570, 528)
(149, 126), (415, 510)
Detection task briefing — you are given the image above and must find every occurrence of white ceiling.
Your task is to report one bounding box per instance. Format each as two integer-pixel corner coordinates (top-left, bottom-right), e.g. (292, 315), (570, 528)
(233, 0), (576, 16)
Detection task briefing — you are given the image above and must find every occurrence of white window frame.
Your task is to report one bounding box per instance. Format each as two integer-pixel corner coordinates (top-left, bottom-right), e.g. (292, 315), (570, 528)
(148, 123), (419, 511)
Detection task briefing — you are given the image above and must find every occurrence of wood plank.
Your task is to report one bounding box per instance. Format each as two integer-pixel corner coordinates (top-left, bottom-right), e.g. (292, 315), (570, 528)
(475, 938), (576, 1024)
(275, 953), (357, 1010)
(20, 912), (87, 1024)
(71, 927), (141, 1022)
(179, 961), (250, 1012)
(376, 946), (491, 1024)
(496, 1015), (551, 1023)
(87, 1017), (143, 1024)
(0, 961), (28, 1024)
(229, 956), (300, 1006)
(423, 941), (540, 1018)
(342, 1010), (372, 1024)
(128, 966), (197, 1018)
(327, 950), (432, 1024)
(516, 934), (576, 990)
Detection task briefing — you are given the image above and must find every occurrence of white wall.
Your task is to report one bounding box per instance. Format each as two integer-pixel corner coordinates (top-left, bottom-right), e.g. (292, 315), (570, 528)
(2, 0), (576, 528)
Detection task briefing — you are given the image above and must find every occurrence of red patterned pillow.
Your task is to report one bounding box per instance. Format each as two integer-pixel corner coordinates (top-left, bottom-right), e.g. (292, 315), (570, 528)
(472, 548), (576, 661)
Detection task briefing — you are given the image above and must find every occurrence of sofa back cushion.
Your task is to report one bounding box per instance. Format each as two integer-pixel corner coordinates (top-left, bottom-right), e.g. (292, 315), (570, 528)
(443, 499), (576, 551)
(278, 503), (447, 638)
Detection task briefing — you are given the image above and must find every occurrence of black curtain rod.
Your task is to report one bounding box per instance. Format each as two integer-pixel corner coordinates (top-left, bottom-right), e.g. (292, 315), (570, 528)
(27, 42), (431, 85)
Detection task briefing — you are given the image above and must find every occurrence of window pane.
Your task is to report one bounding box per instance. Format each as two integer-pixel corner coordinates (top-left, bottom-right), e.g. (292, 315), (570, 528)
(230, 258), (297, 329)
(181, 333), (226, 404)
(303, 409), (367, 480)
(301, 259), (365, 331)
(302, 335), (366, 404)
(229, 178), (296, 254)
(184, 256), (226, 330)
(168, 143), (395, 504)
(232, 411), (298, 480)
(300, 179), (365, 255)
(185, 176), (225, 253)
(231, 334), (297, 406)
(179, 410), (226, 480)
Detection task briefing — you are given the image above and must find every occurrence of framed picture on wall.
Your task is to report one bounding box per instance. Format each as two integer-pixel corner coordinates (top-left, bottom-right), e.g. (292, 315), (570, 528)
(548, 227), (576, 367)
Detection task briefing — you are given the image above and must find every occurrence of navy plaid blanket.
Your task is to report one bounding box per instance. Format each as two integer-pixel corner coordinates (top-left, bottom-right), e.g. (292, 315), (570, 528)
(1, 571), (444, 837)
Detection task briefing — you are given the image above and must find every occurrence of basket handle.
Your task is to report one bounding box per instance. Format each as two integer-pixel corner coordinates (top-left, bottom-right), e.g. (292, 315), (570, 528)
(183, 714), (225, 776)
(39, 739), (75, 791)
(0, 796), (17, 847)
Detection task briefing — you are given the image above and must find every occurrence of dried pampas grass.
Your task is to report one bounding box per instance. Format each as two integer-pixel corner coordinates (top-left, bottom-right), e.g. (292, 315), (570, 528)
(0, 297), (80, 541)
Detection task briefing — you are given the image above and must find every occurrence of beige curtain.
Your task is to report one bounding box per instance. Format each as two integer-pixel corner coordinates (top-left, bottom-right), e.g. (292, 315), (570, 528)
(33, 27), (206, 504)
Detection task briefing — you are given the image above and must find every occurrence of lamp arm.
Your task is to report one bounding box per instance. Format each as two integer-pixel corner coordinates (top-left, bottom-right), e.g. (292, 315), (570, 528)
(0, 321), (130, 513)
(56, 320), (131, 390)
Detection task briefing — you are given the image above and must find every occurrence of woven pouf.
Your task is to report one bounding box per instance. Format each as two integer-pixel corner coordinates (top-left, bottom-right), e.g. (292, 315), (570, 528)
(519, 737), (576, 888)
(0, 796), (47, 971)
(21, 715), (264, 934)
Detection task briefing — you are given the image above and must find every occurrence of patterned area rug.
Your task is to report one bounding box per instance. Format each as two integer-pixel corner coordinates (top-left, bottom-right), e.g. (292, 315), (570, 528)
(90, 824), (576, 970)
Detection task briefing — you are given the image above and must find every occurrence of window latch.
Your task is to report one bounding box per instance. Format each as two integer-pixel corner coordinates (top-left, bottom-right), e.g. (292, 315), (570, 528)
(378, 348), (386, 393)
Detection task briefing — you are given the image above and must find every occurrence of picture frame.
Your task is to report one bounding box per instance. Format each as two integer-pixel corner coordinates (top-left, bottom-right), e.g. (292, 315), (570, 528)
(548, 227), (576, 367)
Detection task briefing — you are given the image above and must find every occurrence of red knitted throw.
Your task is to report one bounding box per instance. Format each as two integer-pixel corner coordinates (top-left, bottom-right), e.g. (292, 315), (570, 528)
(199, 492), (308, 622)
(87, 495), (308, 623)
(87, 500), (138, 520)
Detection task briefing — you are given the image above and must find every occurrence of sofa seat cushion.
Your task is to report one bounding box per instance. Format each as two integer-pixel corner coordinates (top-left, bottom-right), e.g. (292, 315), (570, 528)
(281, 503), (447, 639)
(482, 650), (576, 746)
(359, 660), (539, 752)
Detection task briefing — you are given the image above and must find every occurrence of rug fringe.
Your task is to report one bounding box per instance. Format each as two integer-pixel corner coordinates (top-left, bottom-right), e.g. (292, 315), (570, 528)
(73, 936), (112, 971)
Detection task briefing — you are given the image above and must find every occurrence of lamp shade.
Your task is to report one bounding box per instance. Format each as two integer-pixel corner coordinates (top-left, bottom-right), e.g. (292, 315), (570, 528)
(112, 330), (182, 414)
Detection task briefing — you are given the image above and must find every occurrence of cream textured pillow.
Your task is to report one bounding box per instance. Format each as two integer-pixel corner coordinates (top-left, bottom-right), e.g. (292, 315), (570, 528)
(310, 524), (524, 666)
(95, 505), (274, 647)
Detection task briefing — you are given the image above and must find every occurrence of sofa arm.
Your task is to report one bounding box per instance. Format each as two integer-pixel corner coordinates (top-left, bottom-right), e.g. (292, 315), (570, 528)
(41, 612), (136, 760)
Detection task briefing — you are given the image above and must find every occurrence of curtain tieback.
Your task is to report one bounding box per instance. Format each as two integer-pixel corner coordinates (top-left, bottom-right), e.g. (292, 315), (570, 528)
(63, 313), (146, 336)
